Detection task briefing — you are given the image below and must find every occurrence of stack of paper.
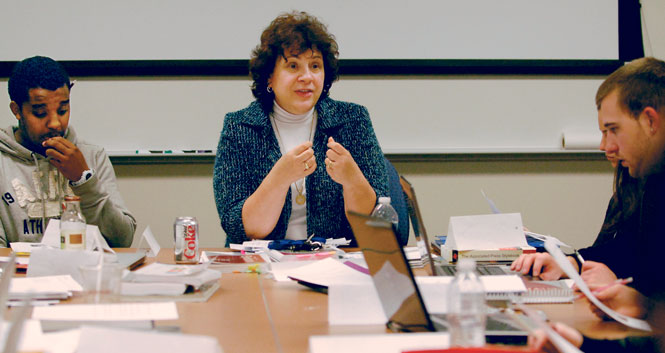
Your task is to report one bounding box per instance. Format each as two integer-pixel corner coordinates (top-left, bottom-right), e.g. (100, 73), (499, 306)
(124, 263), (221, 295)
(33, 302), (178, 332)
(9, 275), (82, 303)
(404, 246), (427, 268)
(75, 326), (222, 353)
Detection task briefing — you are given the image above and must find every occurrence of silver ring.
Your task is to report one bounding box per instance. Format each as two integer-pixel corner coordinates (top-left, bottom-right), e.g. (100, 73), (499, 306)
(304, 162), (310, 170)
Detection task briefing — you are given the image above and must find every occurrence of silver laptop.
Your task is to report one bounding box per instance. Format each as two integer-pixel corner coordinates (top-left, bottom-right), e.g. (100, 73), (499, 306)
(347, 211), (529, 344)
(399, 176), (511, 277)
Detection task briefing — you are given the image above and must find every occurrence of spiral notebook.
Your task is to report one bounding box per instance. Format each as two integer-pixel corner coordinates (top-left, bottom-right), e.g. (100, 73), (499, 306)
(518, 279), (574, 304)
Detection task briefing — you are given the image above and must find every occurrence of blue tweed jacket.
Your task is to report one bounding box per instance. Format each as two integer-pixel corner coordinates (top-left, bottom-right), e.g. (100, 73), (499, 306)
(213, 97), (388, 246)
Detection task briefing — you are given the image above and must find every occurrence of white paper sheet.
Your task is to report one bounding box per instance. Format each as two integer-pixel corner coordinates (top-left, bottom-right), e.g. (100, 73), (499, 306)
(270, 261), (318, 282)
(328, 275), (526, 325)
(27, 247), (102, 284)
(328, 284), (386, 325)
(8, 242), (51, 255)
(281, 258), (371, 286)
(446, 213), (528, 251)
(0, 319), (48, 353)
(11, 275), (82, 296)
(75, 326), (222, 353)
(0, 256), (29, 266)
(32, 302), (179, 321)
(40, 329), (82, 353)
(141, 226), (161, 257)
(544, 239), (651, 332)
(43, 220), (113, 252)
(309, 333), (449, 353)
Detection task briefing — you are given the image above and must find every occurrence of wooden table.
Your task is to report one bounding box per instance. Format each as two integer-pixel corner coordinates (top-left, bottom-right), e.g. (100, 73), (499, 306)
(4, 248), (641, 353)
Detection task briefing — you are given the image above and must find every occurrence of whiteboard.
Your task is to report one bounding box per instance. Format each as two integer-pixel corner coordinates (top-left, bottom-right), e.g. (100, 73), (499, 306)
(0, 76), (605, 154)
(0, 0), (618, 61)
(0, 0), (617, 154)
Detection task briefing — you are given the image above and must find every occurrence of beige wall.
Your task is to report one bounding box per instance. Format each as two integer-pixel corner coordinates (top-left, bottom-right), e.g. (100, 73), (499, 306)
(113, 158), (613, 250)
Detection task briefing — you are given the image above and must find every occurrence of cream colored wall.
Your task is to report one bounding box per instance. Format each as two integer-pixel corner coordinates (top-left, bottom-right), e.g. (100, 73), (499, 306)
(112, 158), (613, 249)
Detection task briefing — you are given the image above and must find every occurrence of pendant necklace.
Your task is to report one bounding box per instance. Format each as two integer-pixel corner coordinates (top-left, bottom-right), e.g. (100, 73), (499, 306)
(271, 112), (317, 206)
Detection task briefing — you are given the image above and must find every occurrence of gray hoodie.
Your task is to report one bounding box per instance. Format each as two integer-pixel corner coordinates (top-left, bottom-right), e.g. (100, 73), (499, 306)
(0, 125), (136, 247)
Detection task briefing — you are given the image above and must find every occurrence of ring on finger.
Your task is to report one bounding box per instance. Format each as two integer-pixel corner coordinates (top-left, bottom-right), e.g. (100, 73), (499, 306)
(304, 162), (310, 170)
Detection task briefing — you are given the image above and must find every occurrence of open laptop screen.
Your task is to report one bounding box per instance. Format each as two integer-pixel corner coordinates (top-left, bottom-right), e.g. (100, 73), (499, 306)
(347, 211), (433, 332)
(399, 176), (436, 275)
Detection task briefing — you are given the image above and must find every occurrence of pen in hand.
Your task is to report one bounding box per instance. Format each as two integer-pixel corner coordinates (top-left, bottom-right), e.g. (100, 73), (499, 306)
(574, 277), (633, 300)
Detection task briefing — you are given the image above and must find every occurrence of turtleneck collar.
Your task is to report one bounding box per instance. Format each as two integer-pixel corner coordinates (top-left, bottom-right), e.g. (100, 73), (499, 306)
(272, 101), (314, 124)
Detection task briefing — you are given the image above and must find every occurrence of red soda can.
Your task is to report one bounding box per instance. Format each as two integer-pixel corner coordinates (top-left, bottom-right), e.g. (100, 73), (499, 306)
(174, 217), (199, 263)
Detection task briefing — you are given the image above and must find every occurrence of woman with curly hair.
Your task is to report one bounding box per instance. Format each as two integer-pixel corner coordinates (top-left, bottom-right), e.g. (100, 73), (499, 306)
(213, 11), (388, 245)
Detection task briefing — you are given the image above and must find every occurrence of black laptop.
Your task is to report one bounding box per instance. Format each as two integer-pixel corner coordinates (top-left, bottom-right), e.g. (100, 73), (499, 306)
(347, 211), (530, 344)
(399, 176), (511, 277)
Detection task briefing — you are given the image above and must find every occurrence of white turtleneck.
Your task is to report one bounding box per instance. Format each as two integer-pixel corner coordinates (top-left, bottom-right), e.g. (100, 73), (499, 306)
(269, 101), (317, 240)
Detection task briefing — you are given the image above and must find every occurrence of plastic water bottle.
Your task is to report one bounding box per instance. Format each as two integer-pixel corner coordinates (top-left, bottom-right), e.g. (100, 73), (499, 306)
(371, 196), (398, 227)
(447, 258), (486, 347)
(60, 195), (86, 250)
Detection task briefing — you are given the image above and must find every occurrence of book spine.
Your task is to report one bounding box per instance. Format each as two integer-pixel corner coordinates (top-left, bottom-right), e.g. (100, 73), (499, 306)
(452, 248), (524, 262)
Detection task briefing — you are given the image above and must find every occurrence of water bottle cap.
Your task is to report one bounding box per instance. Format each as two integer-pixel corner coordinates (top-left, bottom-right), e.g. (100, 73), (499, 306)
(456, 258), (476, 271)
(378, 196), (391, 204)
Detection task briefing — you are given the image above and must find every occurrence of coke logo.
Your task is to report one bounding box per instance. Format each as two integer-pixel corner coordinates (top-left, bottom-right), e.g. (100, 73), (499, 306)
(183, 225), (197, 259)
(185, 225), (196, 240)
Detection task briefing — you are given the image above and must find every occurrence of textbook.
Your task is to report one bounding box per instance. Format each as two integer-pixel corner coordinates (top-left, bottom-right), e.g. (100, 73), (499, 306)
(433, 235), (538, 262)
(200, 251), (271, 273)
(444, 246), (537, 263)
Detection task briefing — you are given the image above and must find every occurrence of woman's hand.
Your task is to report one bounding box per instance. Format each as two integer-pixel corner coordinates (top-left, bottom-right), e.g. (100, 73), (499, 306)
(510, 253), (566, 280)
(588, 284), (647, 320)
(273, 141), (316, 186)
(324, 137), (364, 187)
(580, 261), (617, 289)
(324, 137), (376, 214)
(528, 322), (584, 353)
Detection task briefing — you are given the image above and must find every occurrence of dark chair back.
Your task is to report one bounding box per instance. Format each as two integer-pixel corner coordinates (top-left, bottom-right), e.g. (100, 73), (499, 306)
(384, 158), (410, 246)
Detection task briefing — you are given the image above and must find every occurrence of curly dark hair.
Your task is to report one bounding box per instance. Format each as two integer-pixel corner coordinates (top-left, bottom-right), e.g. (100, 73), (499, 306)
(249, 11), (339, 112)
(8, 56), (71, 107)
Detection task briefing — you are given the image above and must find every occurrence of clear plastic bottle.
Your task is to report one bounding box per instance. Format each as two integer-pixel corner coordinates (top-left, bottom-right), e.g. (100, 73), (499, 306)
(60, 195), (86, 250)
(447, 258), (486, 347)
(371, 196), (399, 227)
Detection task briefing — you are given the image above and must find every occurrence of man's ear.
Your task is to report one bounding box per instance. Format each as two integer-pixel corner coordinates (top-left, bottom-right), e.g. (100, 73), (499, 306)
(9, 101), (21, 121)
(640, 107), (662, 136)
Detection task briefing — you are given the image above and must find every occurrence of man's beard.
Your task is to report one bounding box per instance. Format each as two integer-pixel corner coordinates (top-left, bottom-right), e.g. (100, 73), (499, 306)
(17, 120), (64, 156)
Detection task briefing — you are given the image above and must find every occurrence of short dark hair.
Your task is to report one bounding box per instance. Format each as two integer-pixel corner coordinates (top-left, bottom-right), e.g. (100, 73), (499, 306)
(8, 56), (71, 107)
(249, 11), (339, 112)
(596, 57), (665, 119)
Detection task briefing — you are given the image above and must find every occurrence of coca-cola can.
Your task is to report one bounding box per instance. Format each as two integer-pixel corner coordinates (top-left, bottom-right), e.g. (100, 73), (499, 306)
(174, 216), (199, 263)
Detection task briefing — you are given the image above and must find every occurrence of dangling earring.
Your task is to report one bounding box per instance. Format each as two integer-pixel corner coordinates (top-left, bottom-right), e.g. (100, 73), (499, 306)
(267, 86), (273, 93)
